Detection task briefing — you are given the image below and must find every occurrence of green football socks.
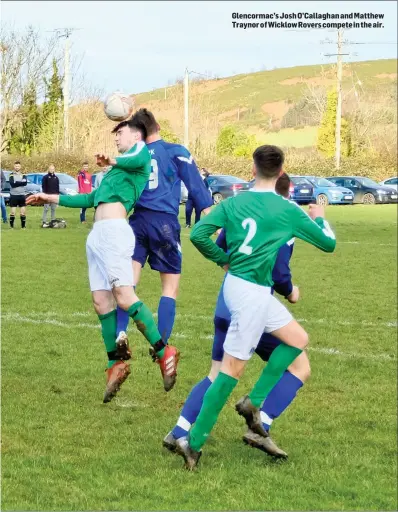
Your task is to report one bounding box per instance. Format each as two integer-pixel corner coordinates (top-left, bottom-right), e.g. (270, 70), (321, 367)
(189, 372), (238, 452)
(249, 344), (303, 407)
(98, 310), (117, 368)
(127, 301), (165, 358)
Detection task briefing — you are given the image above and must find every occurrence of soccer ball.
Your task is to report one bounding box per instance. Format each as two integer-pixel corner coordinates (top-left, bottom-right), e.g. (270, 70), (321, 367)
(103, 92), (134, 122)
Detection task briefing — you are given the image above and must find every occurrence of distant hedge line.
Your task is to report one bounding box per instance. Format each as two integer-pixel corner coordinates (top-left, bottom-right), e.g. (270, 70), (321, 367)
(1, 147), (395, 182)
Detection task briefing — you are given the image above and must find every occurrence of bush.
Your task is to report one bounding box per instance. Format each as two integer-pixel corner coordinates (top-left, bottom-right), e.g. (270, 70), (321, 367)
(0, 153), (91, 176)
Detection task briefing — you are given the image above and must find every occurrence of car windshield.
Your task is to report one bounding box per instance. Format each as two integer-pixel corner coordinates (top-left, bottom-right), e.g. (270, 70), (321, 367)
(357, 177), (379, 187)
(219, 176), (247, 184)
(313, 178), (336, 187)
(57, 174), (77, 185)
(292, 177), (311, 186)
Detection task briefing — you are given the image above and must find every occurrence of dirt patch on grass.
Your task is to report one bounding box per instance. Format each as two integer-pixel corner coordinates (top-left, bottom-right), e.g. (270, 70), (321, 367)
(261, 101), (290, 120)
(375, 73), (397, 80)
(279, 76), (335, 86)
(218, 107), (248, 120)
(193, 79), (228, 94)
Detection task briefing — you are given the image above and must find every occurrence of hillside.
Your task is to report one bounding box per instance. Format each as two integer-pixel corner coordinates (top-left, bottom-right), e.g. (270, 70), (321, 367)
(133, 59), (397, 148)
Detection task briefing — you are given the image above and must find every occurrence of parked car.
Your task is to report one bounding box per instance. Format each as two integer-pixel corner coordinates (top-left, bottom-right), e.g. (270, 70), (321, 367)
(327, 176), (398, 204)
(304, 176), (354, 205)
(1, 170), (41, 205)
(289, 176), (314, 204)
(207, 175), (250, 204)
(180, 182), (188, 203)
(26, 172), (78, 196)
(379, 177), (398, 192)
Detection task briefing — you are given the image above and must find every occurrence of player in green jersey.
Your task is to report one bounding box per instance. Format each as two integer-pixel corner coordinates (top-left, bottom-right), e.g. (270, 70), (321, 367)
(175, 145), (336, 469)
(27, 120), (180, 402)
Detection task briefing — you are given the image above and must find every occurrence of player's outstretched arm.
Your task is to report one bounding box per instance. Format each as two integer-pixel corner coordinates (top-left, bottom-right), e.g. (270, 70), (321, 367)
(27, 191), (96, 209)
(26, 193), (59, 206)
(190, 204), (229, 268)
(292, 204), (336, 252)
(175, 149), (213, 213)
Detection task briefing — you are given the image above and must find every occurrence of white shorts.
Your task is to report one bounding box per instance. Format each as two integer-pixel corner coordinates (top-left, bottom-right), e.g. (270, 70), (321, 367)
(223, 273), (293, 361)
(86, 219), (135, 292)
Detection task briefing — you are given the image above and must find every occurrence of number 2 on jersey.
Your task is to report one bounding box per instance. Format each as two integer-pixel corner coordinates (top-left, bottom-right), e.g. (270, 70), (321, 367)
(238, 218), (257, 255)
(148, 159), (159, 190)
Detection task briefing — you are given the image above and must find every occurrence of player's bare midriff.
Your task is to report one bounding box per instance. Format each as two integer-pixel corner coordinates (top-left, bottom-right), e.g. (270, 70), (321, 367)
(94, 202), (126, 221)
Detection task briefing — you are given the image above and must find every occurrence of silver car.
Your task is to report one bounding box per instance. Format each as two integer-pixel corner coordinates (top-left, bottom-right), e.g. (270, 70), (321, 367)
(379, 177), (398, 192)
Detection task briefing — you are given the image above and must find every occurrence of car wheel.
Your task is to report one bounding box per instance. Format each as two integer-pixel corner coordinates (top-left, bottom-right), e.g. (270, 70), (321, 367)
(213, 192), (223, 204)
(316, 194), (329, 206)
(363, 193), (376, 205)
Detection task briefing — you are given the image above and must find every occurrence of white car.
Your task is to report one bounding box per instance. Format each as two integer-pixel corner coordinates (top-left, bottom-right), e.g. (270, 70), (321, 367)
(379, 177), (398, 192)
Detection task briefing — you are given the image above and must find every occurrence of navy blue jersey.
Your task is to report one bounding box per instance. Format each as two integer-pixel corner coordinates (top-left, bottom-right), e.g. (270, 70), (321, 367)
(215, 229), (294, 296)
(135, 139), (213, 216)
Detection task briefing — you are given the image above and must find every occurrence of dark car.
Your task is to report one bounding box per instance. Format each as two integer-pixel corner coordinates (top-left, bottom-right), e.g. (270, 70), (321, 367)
(326, 176), (398, 204)
(207, 175), (250, 204)
(289, 176), (314, 204)
(1, 170), (41, 205)
(26, 172), (79, 196)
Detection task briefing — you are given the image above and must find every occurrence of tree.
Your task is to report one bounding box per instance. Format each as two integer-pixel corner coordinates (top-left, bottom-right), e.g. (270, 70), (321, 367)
(216, 125), (257, 159)
(0, 25), (62, 153)
(159, 119), (179, 143)
(317, 90), (351, 157)
(9, 82), (41, 155)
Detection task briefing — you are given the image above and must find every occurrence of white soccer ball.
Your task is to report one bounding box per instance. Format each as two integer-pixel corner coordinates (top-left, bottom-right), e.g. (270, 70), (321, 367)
(103, 92), (134, 122)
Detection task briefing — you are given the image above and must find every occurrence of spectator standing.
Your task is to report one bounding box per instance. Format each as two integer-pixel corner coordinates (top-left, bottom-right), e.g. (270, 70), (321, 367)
(185, 168), (213, 228)
(1, 169), (7, 224)
(9, 161), (27, 229)
(77, 162), (92, 223)
(41, 164), (60, 227)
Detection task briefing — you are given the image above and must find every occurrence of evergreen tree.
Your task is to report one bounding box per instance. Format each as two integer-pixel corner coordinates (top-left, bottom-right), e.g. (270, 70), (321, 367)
(317, 90), (351, 158)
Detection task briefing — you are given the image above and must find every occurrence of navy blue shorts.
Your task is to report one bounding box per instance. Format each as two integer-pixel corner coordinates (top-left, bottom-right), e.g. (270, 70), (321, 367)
(129, 209), (182, 274)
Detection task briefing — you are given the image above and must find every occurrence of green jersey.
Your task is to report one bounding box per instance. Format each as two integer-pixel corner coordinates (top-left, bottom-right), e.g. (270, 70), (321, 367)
(59, 142), (151, 214)
(190, 190), (336, 287)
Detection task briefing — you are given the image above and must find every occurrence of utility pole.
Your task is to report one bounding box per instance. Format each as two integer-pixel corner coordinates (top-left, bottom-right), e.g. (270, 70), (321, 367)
(63, 32), (71, 151)
(323, 29), (350, 170)
(335, 28), (343, 170)
(183, 68), (189, 148)
(50, 28), (79, 151)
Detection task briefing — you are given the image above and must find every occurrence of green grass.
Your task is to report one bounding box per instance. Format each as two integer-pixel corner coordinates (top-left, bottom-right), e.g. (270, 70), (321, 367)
(136, 59), (397, 118)
(1, 204), (397, 511)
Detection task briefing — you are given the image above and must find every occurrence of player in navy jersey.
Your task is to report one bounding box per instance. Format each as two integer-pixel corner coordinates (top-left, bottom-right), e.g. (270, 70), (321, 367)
(115, 109), (213, 391)
(163, 174), (311, 458)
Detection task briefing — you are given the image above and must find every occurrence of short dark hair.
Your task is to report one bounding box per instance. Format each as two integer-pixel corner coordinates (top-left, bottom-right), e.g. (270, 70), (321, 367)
(111, 119), (147, 139)
(82, 161), (88, 166)
(14, 160), (21, 165)
(129, 108), (159, 137)
(253, 145), (284, 179)
(275, 173), (291, 198)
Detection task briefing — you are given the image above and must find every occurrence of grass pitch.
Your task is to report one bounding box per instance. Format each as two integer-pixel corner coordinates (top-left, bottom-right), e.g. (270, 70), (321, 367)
(1, 204), (397, 511)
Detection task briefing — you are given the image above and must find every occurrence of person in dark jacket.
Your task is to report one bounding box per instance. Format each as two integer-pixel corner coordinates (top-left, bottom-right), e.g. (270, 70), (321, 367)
(9, 161), (28, 229)
(185, 168), (212, 228)
(1, 169), (7, 223)
(41, 164), (60, 227)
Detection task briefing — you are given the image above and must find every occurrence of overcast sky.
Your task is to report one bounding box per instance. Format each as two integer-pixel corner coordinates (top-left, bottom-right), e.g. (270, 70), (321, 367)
(2, 1), (397, 95)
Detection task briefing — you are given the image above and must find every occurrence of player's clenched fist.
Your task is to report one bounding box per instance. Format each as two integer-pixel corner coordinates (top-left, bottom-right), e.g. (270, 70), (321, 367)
(26, 193), (59, 206)
(26, 193), (50, 206)
(287, 285), (300, 304)
(308, 204), (325, 220)
(95, 154), (116, 167)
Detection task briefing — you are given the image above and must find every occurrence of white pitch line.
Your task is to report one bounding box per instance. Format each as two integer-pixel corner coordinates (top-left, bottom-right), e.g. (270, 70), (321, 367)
(2, 311), (397, 329)
(1, 314), (396, 363)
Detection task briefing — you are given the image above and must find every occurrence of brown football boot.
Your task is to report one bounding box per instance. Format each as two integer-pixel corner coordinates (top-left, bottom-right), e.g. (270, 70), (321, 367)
(235, 395), (269, 438)
(103, 361), (131, 403)
(175, 437), (202, 471)
(243, 429), (288, 459)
